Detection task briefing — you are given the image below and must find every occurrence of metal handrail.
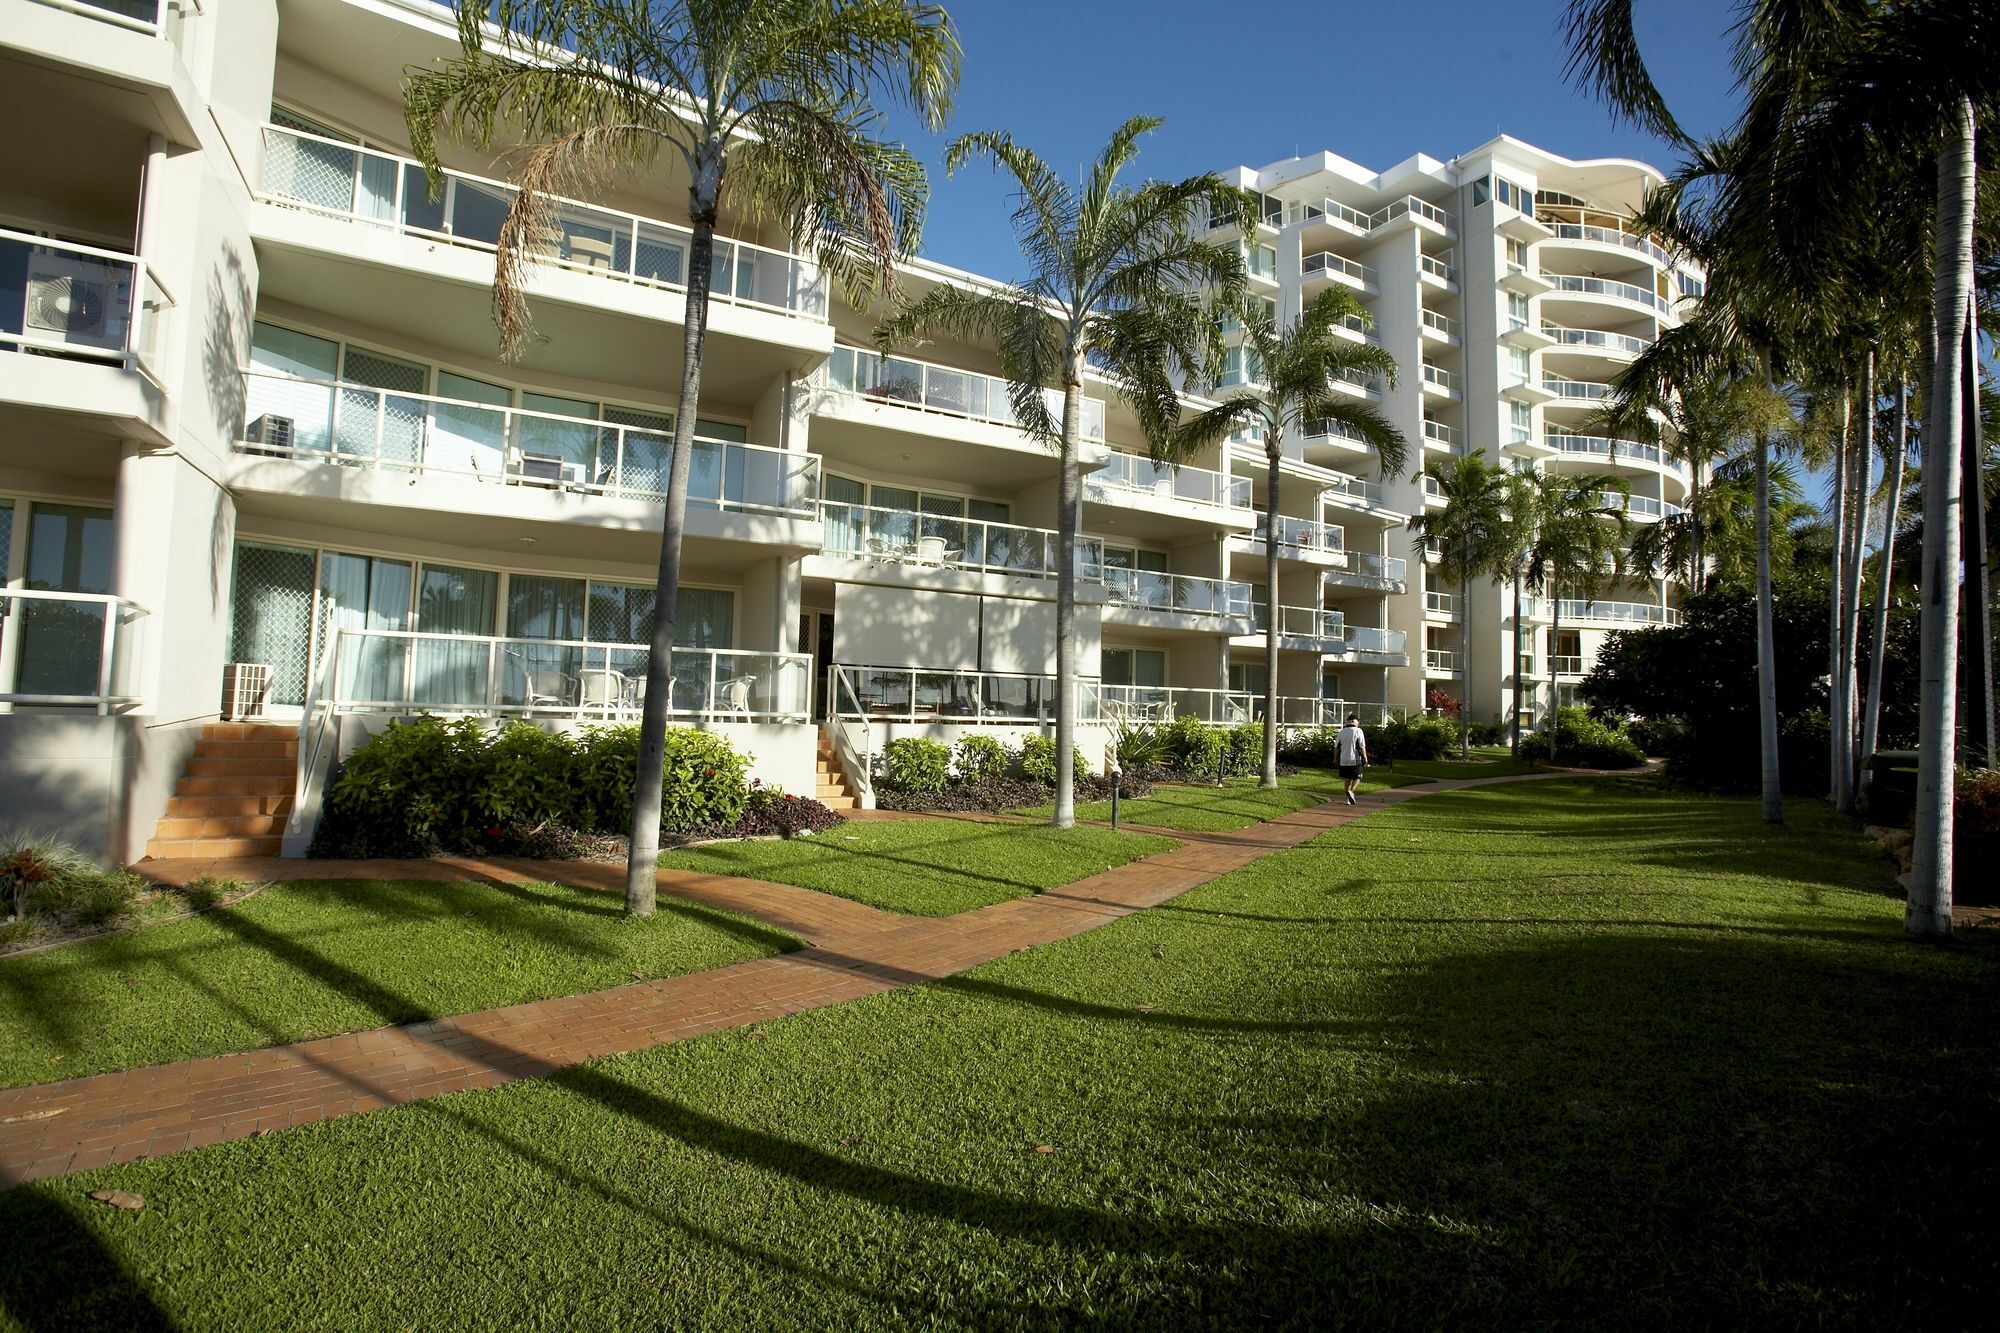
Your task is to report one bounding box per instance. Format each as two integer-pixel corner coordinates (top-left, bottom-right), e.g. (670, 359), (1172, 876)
(1302, 250), (1378, 287)
(258, 124), (828, 319)
(1256, 512), (1346, 554)
(0, 228), (176, 377)
(1547, 274), (1667, 312)
(288, 626), (343, 844)
(1544, 221), (1674, 268)
(825, 664), (873, 807)
(1542, 325), (1651, 356)
(1420, 253), (1458, 283)
(238, 370), (819, 515)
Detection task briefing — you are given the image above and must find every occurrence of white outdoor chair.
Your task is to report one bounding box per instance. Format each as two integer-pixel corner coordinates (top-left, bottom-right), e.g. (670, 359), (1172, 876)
(521, 670), (569, 710)
(915, 535), (948, 566)
(722, 675), (756, 715)
(579, 669), (625, 713)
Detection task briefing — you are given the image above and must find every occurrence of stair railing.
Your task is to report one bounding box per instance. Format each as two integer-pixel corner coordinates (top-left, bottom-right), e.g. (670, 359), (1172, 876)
(823, 663), (874, 809)
(285, 627), (344, 852)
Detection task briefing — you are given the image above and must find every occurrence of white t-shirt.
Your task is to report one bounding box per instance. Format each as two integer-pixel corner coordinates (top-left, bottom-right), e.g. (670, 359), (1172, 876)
(1337, 725), (1367, 766)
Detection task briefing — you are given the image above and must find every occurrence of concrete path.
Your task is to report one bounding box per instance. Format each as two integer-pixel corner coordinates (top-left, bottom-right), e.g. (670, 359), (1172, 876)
(0, 774), (1557, 1186)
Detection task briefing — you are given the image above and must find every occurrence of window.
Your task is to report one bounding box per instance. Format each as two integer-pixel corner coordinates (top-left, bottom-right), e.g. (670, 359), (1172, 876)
(1505, 237), (1530, 270)
(1508, 346), (1532, 381)
(1677, 270), (1705, 299)
(1224, 345), (1265, 386)
(1471, 176), (1491, 207)
(1495, 176), (1534, 214)
(1506, 291), (1530, 331)
(1101, 546), (1169, 572)
(1102, 647), (1166, 688)
(1510, 401), (1533, 444)
(1228, 662), (1268, 694)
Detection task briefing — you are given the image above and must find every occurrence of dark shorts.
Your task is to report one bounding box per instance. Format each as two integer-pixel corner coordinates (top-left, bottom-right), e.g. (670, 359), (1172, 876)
(1339, 764), (1363, 780)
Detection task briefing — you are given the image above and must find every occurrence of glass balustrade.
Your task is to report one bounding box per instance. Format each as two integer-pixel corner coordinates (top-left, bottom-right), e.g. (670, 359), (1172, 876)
(822, 345), (1105, 441)
(834, 665), (1100, 725)
(1102, 569), (1253, 620)
(1088, 451), (1251, 509)
(819, 502), (1102, 580)
(1547, 274), (1666, 312)
(2, 229), (174, 380)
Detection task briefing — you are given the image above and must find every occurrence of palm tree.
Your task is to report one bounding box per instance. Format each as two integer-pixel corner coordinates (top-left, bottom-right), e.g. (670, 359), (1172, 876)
(1522, 470), (1631, 761)
(1169, 287), (1404, 786)
(1498, 469), (1538, 758)
(405, 0), (959, 917)
(1411, 451), (1512, 760)
(876, 117), (1246, 827)
(1859, 378), (1912, 784)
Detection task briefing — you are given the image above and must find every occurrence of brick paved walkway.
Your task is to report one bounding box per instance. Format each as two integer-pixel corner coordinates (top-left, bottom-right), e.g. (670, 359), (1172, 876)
(0, 773), (1561, 1187)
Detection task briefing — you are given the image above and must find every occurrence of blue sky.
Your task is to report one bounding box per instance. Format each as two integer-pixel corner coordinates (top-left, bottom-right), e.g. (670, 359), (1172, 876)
(887, 0), (1745, 280)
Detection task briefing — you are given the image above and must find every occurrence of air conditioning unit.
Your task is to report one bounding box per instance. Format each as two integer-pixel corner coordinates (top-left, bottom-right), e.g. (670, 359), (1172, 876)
(246, 414), (296, 453)
(222, 663), (273, 720)
(24, 253), (126, 354)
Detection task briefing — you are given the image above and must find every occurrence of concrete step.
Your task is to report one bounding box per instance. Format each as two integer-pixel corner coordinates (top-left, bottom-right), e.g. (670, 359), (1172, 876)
(192, 738), (298, 760)
(200, 722), (296, 742)
(165, 794), (294, 819)
(152, 814), (289, 841)
(145, 835), (283, 861)
(177, 775), (294, 798)
(184, 756), (296, 779)
(816, 794), (857, 811)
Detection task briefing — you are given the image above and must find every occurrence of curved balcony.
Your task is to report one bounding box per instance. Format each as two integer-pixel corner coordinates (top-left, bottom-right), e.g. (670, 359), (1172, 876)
(1087, 451), (1251, 512)
(1545, 433), (1690, 482)
(1546, 274), (1668, 315)
(1542, 378), (1615, 405)
(820, 344), (1105, 442)
(1542, 326), (1651, 360)
(1543, 221), (1674, 269)
(1558, 599), (1682, 627)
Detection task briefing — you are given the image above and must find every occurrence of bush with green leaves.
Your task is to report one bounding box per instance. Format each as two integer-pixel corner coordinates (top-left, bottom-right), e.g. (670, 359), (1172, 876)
(480, 722), (583, 830)
(576, 724), (752, 833)
(1277, 726), (1341, 768)
(1519, 707), (1645, 769)
(1225, 724), (1263, 776)
(1111, 720), (1165, 771)
(1625, 715), (1688, 757)
(881, 737), (951, 793)
(1016, 734), (1093, 787)
(1377, 715), (1455, 761)
(319, 716), (489, 857)
(952, 733), (1008, 784)
(1158, 714), (1225, 775)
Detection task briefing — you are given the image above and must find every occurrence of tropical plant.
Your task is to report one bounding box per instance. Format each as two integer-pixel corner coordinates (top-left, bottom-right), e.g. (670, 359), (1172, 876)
(877, 116), (1247, 827)
(406, 0), (960, 915)
(1169, 287), (1404, 785)
(1522, 471), (1631, 762)
(880, 736), (950, 792)
(1411, 450), (1514, 758)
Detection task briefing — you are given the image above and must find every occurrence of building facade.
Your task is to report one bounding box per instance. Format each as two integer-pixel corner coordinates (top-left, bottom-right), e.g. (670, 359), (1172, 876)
(0, 0), (1687, 863)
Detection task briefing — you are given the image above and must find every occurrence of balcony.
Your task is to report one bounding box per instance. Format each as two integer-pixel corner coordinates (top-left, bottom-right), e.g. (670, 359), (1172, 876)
(1502, 374), (1558, 407)
(1611, 493), (1684, 520)
(0, 589), (148, 714)
(820, 503), (1096, 582)
(1087, 451), (1251, 513)
(1247, 513), (1345, 559)
(1425, 591), (1459, 617)
(1543, 325), (1651, 359)
(236, 370), (819, 516)
(1546, 433), (1688, 478)
(1374, 195), (1456, 237)
(1420, 361), (1460, 399)
(1249, 604), (1346, 645)
(1500, 263), (1556, 297)
(820, 344), (1104, 442)
(2, 229), (174, 382)
(1422, 418), (1458, 451)
(835, 664), (1099, 726)
(1502, 317), (1559, 352)
(1420, 475), (1445, 504)
(14, 1), (202, 142)
(256, 124), (828, 320)
(1542, 377), (1614, 404)
(1550, 654), (1585, 676)
(1342, 625), (1407, 657)
(1424, 649), (1458, 674)
(1320, 471), (1389, 510)
(313, 629), (810, 722)
(1101, 685), (1403, 729)
(1103, 569), (1255, 625)
(1419, 254), (1459, 288)
(1326, 550), (1408, 592)
(1546, 274), (1667, 314)
(1284, 197), (1373, 233)
(1543, 221), (1674, 269)
(1420, 308), (1459, 344)
(1558, 599), (1682, 627)
(1301, 250), (1379, 293)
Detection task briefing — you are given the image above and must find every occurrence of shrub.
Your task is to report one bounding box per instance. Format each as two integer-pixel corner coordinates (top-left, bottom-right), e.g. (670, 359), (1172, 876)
(1, 835), (140, 929)
(953, 733), (1008, 784)
(1017, 734), (1093, 787)
(1956, 768), (2000, 904)
(1158, 714), (1225, 775)
(881, 737), (951, 793)
(1377, 715), (1455, 761)
(1519, 707), (1645, 769)
(739, 785), (843, 839)
(479, 722), (581, 831)
(317, 716), (489, 857)
(1467, 721), (1509, 748)
(1278, 726), (1341, 768)
(570, 724), (749, 835)
(1625, 715), (1688, 757)
(1111, 720), (1166, 771)
(177, 876), (241, 912)
(1226, 724), (1263, 776)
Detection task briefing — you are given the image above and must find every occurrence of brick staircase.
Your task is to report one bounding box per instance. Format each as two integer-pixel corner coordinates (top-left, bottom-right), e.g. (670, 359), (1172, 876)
(146, 722), (298, 860)
(814, 731), (860, 811)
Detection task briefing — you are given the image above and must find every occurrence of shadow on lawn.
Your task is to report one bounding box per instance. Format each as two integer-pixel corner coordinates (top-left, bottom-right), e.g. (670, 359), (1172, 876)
(686, 821), (1102, 899)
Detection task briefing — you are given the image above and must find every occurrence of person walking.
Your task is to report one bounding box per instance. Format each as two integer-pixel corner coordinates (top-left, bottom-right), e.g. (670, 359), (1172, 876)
(1336, 714), (1369, 806)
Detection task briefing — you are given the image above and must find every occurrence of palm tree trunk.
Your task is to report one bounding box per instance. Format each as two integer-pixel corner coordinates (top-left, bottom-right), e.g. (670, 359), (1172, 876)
(1051, 366), (1083, 829)
(1838, 356), (1874, 813)
(1860, 379), (1907, 791)
(1511, 565), (1524, 758)
(1459, 563), (1471, 760)
(1960, 293), (1994, 766)
(1549, 594), (1562, 764)
(1910, 97), (1976, 938)
(1754, 417), (1783, 825)
(1261, 440), (1281, 788)
(624, 183), (719, 916)
(1828, 386), (1849, 804)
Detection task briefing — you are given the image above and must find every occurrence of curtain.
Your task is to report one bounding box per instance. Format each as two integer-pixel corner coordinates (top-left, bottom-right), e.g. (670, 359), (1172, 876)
(319, 553), (411, 705)
(246, 322), (338, 452)
(413, 565), (497, 707)
(432, 371), (509, 478)
(506, 574), (584, 706)
(821, 475), (866, 555)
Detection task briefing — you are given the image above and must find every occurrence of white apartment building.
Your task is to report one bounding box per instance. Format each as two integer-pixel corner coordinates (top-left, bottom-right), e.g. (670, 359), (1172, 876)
(1210, 140), (1699, 726)
(0, 0), (1419, 863)
(0, 0), (1687, 865)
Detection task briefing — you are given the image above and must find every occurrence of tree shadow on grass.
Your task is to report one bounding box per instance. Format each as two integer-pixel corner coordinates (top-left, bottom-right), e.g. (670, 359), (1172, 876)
(682, 822), (1123, 903)
(0, 1188), (176, 1330)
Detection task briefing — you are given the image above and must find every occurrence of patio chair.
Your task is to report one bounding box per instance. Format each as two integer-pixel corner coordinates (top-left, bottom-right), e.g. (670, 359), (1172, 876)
(722, 675), (756, 715)
(579, 669), (625, 713)
(521, 669), (569, 710)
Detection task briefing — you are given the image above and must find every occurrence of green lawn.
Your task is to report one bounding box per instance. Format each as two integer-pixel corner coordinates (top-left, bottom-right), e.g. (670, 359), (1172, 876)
(6, 779), (1996, 1327)
(0, 880), (795, 1088)
(1012, 767), (1401, 831)
(661, 818), (1178, 915)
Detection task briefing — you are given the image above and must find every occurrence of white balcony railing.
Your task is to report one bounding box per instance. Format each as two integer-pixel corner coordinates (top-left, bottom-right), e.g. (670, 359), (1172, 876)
(1254, 513), (1346, 555)
(1544, 222), (1674, 269)
(1547, 274), (1666, 313)
(1103, 569), (1254, 621)
(1613, 493), (1684, 519)
(1302, 251), (1379, 288)
(1542, 326), (1651, 357)
(1424, 649), (1458, 673)
(1, 229), (174, 382)
(1336, 551), (1408, 585)
(1322, 472), (1387, 507)
(1420, 254), (1458, 284)
(1543, 378), (1614, 402)
(238, 371), (819, 516)
(1421, 308), (1459, 340)
(0, 590), (149, 715)
(821, 345), (1105, 441)
(1425, 591), (1458, 616)
(1558, 599), (1682, 626)
(1104, 686), (1405, 729)
(1421, 362), (1459, 395)
(1088, 451), (1251, 510)
(820, 502), (1099, 580)
(1376, 195), (1456, 235)
(1423, 418), (1458, 448)
(318, 629), (810, 722)
(1286, 197), (1373, 232)
(1344, 625), (1407, 655)
(1545, 433), (1687, 476)
(1550, 654), (1585, 676)
(30, 0), (188, 38)
(1252, 604), (1345, 641)
(837, 664), (1100, 726)
(258, 124), (827, 319)
(1421, 475), (1445, 501)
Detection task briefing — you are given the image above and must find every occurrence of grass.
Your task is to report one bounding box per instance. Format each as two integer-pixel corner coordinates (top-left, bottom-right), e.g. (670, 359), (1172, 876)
(1010, 767), (1399, 831)
(661, 818), (1178, 916)
(0, 879), (795, 1089)
(5, 779), (1995, 1328)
